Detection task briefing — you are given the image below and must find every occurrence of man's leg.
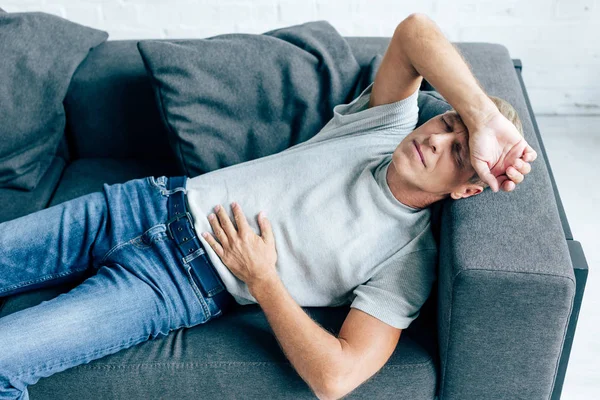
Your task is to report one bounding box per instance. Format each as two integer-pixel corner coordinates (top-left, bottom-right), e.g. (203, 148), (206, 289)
(0, 176), (226, 399)
(0, 260), (210, 400)
(0, 191), (109, 297)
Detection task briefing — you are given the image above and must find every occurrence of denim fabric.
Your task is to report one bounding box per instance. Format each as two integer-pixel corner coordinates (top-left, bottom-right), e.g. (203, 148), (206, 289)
(0, 176), (224, 400)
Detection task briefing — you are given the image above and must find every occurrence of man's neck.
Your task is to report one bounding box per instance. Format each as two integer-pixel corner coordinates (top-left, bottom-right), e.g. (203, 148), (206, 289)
(386, 162), (445, 210)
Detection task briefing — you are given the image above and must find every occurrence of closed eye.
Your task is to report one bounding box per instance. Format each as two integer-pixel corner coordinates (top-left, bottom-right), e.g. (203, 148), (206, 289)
(442, 115), (464, 168)
(453, 143), (464, 169)
(441, 116), (452, 133)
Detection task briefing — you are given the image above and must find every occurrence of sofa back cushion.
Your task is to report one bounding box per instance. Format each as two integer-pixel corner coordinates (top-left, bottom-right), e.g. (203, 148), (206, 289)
(137, 21), (361, 177)
(0, 10), (107, 190)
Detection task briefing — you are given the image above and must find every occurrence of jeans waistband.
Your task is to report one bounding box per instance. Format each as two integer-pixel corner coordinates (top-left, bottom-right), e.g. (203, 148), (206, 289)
(164, 176), (234, 314)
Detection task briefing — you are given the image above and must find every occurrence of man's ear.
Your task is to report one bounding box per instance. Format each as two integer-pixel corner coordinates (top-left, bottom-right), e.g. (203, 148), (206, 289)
(450, 185), (484, 200)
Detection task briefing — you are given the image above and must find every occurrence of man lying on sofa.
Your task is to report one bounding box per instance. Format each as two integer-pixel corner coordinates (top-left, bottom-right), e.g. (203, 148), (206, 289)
(0, 13), (536, 400)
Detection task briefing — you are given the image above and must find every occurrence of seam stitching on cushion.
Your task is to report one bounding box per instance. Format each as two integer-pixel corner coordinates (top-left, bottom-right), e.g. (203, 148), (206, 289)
(454, 266), (575, 281)
(73, 358), (434, 370)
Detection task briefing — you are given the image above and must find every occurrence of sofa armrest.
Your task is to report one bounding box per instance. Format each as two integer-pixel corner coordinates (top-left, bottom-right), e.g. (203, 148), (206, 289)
(435, 159), (576, 398)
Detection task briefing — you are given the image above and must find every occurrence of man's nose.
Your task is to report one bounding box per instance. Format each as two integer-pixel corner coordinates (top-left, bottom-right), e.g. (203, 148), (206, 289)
(428, 132), (453, 154)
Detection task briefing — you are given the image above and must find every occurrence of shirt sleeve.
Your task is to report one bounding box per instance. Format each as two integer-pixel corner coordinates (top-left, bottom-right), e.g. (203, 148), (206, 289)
(350, 247), (437, 329)
(308, 82), (420, 144)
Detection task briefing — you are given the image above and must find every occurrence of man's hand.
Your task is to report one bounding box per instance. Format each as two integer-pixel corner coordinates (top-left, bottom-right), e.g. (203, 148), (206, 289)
(201, 202), (278, 288)
(467, 111), (538, 193)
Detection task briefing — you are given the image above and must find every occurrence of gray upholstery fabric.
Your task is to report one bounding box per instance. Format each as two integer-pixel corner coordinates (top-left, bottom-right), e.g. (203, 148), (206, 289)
(137, 20), (362, 176)
(54, 135), (71, 163)
(0, 11), (107, 190)
(0, 157), (65, 223)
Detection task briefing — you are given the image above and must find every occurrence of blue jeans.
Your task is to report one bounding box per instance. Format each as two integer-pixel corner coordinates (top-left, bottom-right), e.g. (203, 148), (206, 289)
(0, 176), (225, 400)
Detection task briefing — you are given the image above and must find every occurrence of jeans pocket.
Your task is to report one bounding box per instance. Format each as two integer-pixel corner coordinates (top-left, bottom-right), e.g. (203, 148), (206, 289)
(130, 235), (151, 249)
(130, 225), (168, 249)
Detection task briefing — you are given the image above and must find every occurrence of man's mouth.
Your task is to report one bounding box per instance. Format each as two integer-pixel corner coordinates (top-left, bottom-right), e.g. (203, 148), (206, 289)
(413, 140), (426, 167)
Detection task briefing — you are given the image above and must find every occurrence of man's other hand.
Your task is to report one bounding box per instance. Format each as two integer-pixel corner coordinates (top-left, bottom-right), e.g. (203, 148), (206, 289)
(202, 202), (278, 288)
(468, 111), (537, 192)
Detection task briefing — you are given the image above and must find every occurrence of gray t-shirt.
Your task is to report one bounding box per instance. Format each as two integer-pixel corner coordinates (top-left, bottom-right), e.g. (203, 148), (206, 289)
(186, 82), (437, 329)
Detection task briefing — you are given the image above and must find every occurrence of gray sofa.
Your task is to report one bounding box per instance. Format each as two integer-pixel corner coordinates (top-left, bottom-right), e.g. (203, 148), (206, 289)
(0, 37), (588, 399)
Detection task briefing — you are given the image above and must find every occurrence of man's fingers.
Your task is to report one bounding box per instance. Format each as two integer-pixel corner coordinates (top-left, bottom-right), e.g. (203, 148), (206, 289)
(258, 211), (274, 244)
(501, 180), (516, 192)
(473, 159), (499, 193)
(506, 166), (524, 184)
(208, 213), (229, 246)
(202, 232), (224, 258)
(523, 145), (537, 162)
(214, 204), (237, 239)
(231, 202), (249, 233)
(513, 159), (532, 175)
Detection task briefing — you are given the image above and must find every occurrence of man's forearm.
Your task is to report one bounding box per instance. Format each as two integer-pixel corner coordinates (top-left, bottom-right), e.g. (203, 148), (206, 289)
(248, 276), (349, 399)
(398, 14), (498, 126)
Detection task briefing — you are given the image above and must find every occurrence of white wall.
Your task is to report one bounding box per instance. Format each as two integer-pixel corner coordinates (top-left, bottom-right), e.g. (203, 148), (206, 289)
(3, 0), (599, 115)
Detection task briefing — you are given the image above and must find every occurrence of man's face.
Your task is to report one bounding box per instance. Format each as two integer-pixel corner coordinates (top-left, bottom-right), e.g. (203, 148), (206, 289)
(391, 111), (482, 200)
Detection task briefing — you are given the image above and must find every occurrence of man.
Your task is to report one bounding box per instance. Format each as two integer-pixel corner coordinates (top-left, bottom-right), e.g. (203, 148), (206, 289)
(0, 13), (536, 400)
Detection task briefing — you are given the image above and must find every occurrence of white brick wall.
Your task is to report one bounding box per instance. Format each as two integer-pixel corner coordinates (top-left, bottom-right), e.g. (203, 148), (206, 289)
(2, 0), (598, 115)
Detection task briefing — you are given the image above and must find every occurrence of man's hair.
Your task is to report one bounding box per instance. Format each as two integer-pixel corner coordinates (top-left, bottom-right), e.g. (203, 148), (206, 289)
(467, 96), (524, 188)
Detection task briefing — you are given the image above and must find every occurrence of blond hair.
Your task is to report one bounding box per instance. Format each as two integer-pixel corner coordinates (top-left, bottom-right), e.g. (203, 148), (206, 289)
(468, 96), (524, 188)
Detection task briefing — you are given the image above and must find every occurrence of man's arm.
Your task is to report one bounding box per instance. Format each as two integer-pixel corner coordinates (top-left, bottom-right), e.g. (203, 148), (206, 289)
(370, 13), (537, 192)
(370, 13), (496, 130)
(202, 203), (402, 400)
(249, 277), (401, 400)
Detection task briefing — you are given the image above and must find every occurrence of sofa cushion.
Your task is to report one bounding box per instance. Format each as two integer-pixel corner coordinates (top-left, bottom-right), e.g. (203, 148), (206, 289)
(0, 10), (107, 190)
(137, 20), (361, 177)
(0, 157), (65, 223)
(48, 158), (182, 206)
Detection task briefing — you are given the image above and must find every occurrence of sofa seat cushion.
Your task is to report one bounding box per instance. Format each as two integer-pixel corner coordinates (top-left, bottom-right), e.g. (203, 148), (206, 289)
(48, 157), (182, 206)
(0, 156), (65, 223)
(1, 275), (437, 399)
